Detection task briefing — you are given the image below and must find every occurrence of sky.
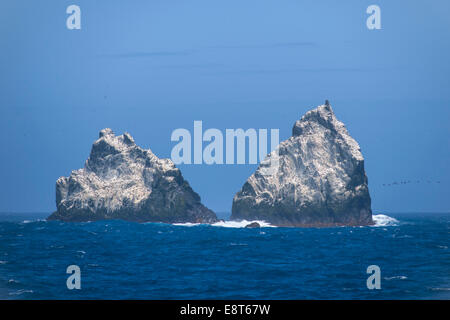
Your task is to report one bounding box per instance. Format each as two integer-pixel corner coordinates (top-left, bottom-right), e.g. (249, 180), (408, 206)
(0, 0), (449, 214)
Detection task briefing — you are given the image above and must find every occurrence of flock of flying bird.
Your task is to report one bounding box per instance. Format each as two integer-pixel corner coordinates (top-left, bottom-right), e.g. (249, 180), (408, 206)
(382, 180), (442, 187)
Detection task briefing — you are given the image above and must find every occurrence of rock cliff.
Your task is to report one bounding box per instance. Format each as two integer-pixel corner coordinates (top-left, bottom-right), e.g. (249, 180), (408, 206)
(231, 102), (373, 227)
(48, 129), (217, 223)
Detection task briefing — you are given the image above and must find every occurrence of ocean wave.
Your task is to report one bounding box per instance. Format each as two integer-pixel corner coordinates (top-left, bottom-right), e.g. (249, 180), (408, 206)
(384, 276), (408, 280)
(172, 222), (201, 227)
(173, 220), (275, 228)
(176, 216), (399, 228)
(21, 219), (46, 224)
(88, 264), (100, 267)
(229, 242), (248, 246)
(8, 289), (33, 296)
(372, 214), (399, 227)
(212, 220), (275, 228)
(429, 287), (450, 291)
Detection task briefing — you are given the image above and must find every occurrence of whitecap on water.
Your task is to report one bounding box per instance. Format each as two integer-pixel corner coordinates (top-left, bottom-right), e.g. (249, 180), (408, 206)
(384, 276), (408, 280)
(22, 219), (46, 224)
(171, 216), (398, 228)
(173, 220), (275, 228)
(372, 214), (399, 227)
(172, 222), (201, 227)
(211, 220), (275, 228)
(429, 287), (450, 291)
(8, 289), (33, 296)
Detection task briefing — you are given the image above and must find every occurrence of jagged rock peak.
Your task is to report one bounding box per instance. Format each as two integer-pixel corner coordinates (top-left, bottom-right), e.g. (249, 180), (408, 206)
(292, 103), (363, 161)
(48, 129), (217, 223)
(231, 102), (373, 227)
(99, 128), (114, 138)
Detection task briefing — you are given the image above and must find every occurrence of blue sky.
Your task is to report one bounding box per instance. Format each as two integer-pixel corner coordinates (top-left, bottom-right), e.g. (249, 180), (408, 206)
(0, 0), (449, 214)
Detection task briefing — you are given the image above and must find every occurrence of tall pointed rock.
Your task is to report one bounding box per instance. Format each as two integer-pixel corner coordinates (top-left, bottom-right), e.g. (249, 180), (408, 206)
(231, 103), (373, 227)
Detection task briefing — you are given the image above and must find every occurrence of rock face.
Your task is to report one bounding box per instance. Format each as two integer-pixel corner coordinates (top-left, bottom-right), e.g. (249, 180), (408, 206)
(231, 103), (373, 227)
(244, 222), (261, 228)
(48, 129), (217, 223)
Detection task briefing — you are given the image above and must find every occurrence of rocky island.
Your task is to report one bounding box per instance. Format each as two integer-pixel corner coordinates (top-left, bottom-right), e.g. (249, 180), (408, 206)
(48, 128), (218, 223)
(231, 102), (373, 227)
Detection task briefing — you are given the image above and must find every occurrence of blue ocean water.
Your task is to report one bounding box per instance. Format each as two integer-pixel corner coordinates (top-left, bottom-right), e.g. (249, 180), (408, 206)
(0, 213), (449, 300)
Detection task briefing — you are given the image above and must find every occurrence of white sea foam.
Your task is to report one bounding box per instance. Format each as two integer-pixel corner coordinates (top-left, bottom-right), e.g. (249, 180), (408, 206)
(384, 276), (408, 280)
(212, 220), (275, 228)
(229, 242), (248, 246)
(22, 219), (46, 224)
(372, 214), (399, 227)
(176, 215), (398, 228)
(173, 220), (275, 228)
(429, 287), (450, 291)
(8, 289), (33, 296)
(172, 222), (201, 227)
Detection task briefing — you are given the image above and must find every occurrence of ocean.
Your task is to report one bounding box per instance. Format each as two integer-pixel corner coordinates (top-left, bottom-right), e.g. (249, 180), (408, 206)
(0, 212), (448, 300)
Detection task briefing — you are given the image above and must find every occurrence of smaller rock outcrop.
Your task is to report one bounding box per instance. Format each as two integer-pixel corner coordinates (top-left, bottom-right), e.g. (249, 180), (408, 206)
(48, 129), (217, 223)
(244, 222), (261, 228)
